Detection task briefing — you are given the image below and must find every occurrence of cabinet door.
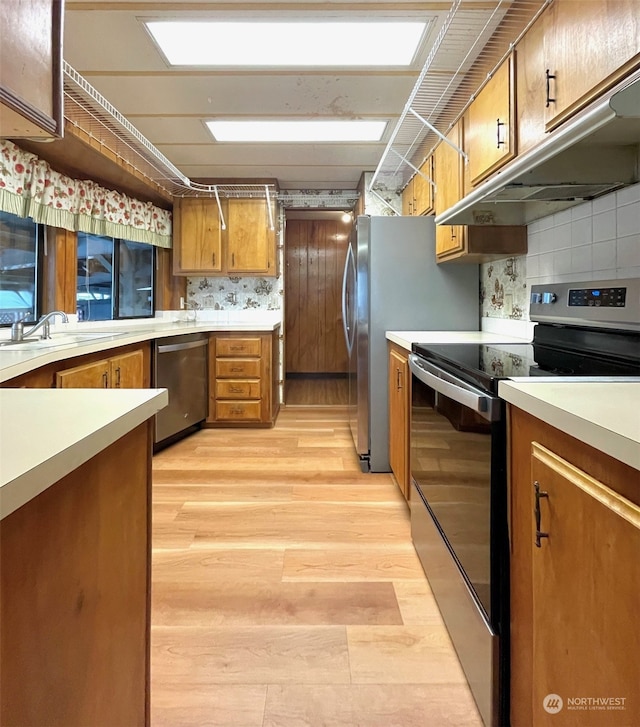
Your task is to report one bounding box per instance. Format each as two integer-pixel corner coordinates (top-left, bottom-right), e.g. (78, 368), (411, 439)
(388, 347), (409, 499)
(543, 0), (640, 130)
(413, 157), (434, 216)
(226, 199), (276, 274)
(467, 55), (516, 185)
(56, 360), (110, 388)
(516, 10), (547, 155)
(110, 350), (145, 388)
(434, 121), (466, 259)
(0, 0), (63, 138)
(530, 442), (640, 726)
(175, 198), (222, 274)
(402, 179), (414, 216)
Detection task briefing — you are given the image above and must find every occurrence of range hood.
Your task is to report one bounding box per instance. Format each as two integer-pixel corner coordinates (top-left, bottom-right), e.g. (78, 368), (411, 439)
(437, 71), (640, 226)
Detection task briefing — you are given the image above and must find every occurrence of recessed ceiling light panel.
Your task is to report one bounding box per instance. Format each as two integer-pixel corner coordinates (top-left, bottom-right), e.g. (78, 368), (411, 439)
(145, 21), (427, 66)
(206, 120), (387, 142)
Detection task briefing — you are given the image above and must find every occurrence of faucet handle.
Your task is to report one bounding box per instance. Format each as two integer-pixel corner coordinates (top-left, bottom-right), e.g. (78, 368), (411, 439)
(10, 321), (24, 342)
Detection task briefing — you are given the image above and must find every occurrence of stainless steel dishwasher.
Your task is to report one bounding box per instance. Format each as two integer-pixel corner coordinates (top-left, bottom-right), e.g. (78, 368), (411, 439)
(153, 333), (208, 447)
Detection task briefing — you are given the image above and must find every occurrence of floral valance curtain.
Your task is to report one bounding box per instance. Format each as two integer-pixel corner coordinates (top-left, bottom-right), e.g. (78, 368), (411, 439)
(0, 139), (172, 248)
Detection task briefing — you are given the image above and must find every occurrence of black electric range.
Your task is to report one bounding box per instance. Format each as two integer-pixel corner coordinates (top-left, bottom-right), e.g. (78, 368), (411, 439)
(408, 278), (640, 727)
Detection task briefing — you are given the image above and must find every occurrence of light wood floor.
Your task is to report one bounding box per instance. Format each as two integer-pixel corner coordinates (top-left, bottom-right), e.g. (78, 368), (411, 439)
(151, 406), (483, 727)
(285, 376), (348, 406)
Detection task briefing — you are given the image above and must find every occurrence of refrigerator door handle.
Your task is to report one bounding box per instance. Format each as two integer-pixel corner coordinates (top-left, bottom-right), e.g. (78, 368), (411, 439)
(342, 242), (355, 355)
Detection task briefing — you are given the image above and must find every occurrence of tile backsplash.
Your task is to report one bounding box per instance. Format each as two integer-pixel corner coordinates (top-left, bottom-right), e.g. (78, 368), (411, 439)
(481, 183), (640, 325)
(186, 275), (283, 311)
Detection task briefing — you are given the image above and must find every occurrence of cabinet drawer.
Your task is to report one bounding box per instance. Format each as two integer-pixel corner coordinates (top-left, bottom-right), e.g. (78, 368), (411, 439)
(216, 337), (261, 357)
(216, 358), (261, 378)
(216, 379), (261, 399)
(216, 400), (262, 421)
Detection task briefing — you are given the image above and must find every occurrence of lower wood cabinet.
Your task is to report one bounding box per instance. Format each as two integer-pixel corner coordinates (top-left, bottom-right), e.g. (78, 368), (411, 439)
(388, 342), (410, 500)
(56, 349), (145, 388)
(0, 422), (151, 726)
(508, 406), (640, 726)
(208, 330), (280, 427)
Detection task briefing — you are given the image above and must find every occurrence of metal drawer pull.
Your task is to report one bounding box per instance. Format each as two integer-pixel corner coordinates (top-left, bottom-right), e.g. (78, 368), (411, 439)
(534, 480), (549, 547)
(396, 368), (402, 391)
(545, 69), (556, 108)
(229, 386), (244, 393)
(115, 367), (121, 388)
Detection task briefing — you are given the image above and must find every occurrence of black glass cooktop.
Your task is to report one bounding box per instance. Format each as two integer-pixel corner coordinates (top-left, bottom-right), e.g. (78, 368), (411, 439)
(412, 336), (640, 395)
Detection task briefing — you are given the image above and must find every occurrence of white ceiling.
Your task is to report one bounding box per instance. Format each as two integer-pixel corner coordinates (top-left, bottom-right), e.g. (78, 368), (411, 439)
(63, 1), (457, 191)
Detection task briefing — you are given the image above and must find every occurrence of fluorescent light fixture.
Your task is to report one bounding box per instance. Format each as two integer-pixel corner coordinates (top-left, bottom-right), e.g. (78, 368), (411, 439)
(206, 120), (386, 142)
(145, 21), (426, 66)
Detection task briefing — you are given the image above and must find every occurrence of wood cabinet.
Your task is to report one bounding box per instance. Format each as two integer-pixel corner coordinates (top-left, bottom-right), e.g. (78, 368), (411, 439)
(208, 330), (280, 427)
(56, 350), (145, 388)
(388, 343), (410, 500)
(0, 0), (64, 138)
(542, 0), (640, 131)
(174, 197), (277, 276)
(434, 121), (466, 259)
(508, 407), (640, 726)
(467, 55), (517, 185)
(0, 422), (151, 726)
(402, 157), (434, 217)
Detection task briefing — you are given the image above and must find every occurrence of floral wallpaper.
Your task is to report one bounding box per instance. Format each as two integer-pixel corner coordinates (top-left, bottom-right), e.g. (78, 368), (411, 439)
(480, 255), (529, 321)
(0, 139), (171, 247)
(186, 274), (283, 311)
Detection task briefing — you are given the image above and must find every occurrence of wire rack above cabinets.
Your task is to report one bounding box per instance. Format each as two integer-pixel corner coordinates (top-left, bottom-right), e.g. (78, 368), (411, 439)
(369, 0), (550, 194)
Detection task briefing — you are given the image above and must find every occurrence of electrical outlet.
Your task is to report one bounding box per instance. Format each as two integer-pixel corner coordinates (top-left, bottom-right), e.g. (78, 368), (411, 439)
(180, 296), (185, 309)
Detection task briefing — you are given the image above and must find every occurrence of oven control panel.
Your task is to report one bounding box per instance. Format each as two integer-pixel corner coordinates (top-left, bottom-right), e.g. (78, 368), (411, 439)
(567, 287), (627, 307)
(529, 278), (639, 331)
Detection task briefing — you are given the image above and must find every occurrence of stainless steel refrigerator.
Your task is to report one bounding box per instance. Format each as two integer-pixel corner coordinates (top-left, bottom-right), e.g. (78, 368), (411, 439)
(341, 215), (479, 472)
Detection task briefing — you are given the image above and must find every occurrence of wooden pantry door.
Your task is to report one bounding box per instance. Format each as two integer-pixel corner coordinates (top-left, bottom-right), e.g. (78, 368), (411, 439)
(285, 217), (349, 374)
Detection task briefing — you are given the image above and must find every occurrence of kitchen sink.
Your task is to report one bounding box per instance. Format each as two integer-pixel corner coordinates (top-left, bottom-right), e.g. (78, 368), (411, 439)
(0, 332), (118, 350)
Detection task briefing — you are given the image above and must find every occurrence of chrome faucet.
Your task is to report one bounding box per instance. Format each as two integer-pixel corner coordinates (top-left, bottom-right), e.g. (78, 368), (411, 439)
(10, 311), (69, 342)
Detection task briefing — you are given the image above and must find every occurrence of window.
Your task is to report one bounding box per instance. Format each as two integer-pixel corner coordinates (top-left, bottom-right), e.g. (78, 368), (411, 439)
(0, 211), (42, 325)
(77, 233), (154, 321)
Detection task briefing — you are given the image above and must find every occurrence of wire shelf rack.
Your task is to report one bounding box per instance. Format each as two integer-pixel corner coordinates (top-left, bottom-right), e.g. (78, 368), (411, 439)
(369, 0), (550, 193)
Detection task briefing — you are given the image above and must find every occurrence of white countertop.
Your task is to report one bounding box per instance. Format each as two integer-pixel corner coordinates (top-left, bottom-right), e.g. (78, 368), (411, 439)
(0, 388), (169, 520)
(386, 330), (531, 351)
(0, 315), (281, 383)
(499, 381), (640, 471)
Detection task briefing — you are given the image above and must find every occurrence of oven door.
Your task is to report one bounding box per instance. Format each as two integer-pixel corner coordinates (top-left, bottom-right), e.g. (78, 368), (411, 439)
(408, 353), (508, 727)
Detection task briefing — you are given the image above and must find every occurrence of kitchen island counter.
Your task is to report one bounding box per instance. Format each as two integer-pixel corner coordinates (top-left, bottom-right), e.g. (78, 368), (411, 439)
(0, 387), (168, 519)
(499, 380), (640, 470)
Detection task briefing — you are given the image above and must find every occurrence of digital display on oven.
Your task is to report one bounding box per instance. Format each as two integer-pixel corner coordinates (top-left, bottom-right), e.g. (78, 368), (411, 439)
(568, 287), (626, 307)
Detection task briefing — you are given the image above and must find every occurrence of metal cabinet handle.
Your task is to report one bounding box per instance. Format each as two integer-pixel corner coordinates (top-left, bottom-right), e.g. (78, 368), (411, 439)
(212, 252), (216, 266)
(396, 368), (402, 391)
(232, 253), (235, 267)
(496, 118), (505, 148)
(229, 386), (244, 393)
(102, 371), (109, 388)
(230, 366), (243, 372)
(545, 69), (556, 108)
(534, 480), (549, 547)
(115, 367), (121, 388)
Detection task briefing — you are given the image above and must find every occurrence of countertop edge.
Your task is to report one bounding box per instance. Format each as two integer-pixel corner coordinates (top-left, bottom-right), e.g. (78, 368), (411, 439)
(0, 388), (169, 520)
(499, 381), (640, 470)
(0, 321), (281, 383)
(386, 330), (532, 351)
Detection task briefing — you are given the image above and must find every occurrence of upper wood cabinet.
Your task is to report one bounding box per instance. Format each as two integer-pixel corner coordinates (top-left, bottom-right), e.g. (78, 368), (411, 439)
(402, 157), (434, 217)
(467, 55), (517, 185)
(0, 0), (64, 138)
(173, 198), (223, 274)
(433, 121), (466, 259)
(515, 10), (547, 155)
(174, 197), (277, 276)
(543, 0), (640, 131)
(225, 198), (277, 274)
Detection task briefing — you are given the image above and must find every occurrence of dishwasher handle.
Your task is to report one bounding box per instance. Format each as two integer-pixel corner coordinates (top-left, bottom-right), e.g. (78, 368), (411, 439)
(157, 338), (208, 354)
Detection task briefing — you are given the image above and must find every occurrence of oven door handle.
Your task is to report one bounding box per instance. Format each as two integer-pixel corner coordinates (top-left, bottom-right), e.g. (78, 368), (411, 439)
(408, 354), (500, 422)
